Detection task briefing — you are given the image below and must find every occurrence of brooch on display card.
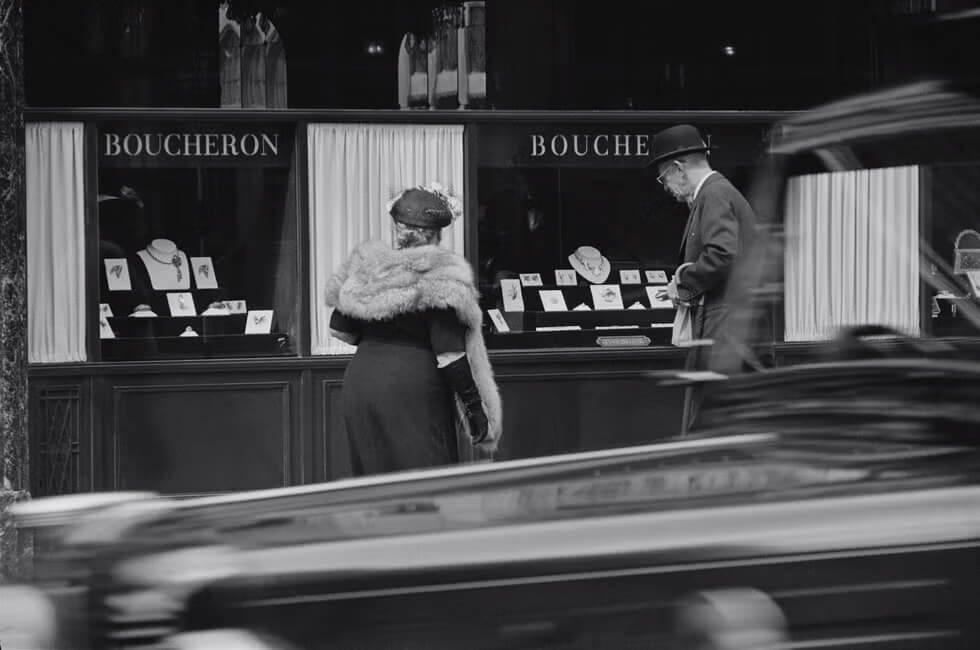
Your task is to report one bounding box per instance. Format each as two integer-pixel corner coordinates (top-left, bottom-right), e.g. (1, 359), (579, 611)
(487, 308), (510, 333)
(99, 317), (115, 339)
(646, 286), (674, 309)
(190, 256), (218, 289)
(167, 292), (197, 317)
(500, 279), (525, 312)
(619, 269), (642, 285)
(645, 270), (669, 284)
(519, 272), (544, 287)
(100, 303), (114, 318)
(590, 284), (625, 310)
(554, 269), (578, 286)
(539, 289), (568, 312)
(245, 309), (274, 334)
(103, 258), (132, 291)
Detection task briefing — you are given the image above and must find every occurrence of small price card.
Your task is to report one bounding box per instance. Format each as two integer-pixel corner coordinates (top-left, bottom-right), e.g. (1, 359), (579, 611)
(554, 269), (578, 286)
(619, 269), (642, 284)
(519, 273), (544, 287)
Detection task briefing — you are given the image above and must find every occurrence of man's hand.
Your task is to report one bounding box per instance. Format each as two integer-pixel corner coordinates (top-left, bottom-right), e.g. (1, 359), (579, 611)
(662, 278), (686, 308)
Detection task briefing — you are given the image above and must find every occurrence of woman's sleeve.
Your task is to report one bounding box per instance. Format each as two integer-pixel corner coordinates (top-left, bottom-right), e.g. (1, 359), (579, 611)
(428, 308), (467, 355)
(329, 309), (363, 344)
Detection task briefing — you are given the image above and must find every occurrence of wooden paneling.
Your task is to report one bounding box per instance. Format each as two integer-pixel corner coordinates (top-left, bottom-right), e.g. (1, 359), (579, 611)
(108, 378), (296, 494)
(30, 379), (90, 496)
(35, 339), (945, 496)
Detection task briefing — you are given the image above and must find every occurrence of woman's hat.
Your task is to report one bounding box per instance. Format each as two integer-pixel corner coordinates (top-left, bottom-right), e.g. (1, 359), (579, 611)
(390, 188), (453, 228)
(568, 245), (611, 284)
(648, 124), (712, 168)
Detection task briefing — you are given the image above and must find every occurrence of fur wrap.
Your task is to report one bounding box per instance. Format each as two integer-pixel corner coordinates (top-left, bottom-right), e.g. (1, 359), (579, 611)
(325, 240), (503, 447)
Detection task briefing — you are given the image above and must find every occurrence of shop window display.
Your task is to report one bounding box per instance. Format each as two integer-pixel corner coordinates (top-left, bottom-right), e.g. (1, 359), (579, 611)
(476, 122), (766, 349)
(778, 125), (980, 343)
(97, 121), (299, 360)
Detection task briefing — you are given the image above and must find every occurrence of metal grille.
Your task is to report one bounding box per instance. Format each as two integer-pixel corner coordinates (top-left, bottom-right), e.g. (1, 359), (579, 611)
(36, 386), (80, 496)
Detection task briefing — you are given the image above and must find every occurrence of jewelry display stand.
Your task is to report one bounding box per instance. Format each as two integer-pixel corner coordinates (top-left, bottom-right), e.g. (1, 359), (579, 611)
(485, 261), (678, 349)
(137, 239), (192, 290)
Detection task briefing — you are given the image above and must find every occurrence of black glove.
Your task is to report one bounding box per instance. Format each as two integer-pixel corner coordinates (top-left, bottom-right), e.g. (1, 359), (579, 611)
(441, 355), (490, 443)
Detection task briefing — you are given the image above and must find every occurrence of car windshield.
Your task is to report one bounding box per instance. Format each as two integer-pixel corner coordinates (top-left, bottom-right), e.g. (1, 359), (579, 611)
(718, 81), (980, 374)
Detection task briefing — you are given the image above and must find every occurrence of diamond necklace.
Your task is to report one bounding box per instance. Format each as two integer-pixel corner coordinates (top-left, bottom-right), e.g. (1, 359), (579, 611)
(145, 245), (183, 282)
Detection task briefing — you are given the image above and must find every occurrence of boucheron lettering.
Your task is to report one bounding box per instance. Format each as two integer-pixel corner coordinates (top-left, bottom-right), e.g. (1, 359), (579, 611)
(529, 133), (650, 158)
(103, 132), (280, 158)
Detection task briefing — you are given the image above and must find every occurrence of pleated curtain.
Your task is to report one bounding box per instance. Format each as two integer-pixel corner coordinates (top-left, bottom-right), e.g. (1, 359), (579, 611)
(783, 166), (920, 341)
(307, 123), (465, 355)
(26, 122), (87, 363)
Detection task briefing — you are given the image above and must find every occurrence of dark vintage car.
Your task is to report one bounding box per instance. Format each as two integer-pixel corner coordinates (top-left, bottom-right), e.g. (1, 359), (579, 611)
(4, 79), (980, 649)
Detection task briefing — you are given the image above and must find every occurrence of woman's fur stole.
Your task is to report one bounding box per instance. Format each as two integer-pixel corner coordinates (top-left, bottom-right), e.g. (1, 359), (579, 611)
(325, 241), (503, 447)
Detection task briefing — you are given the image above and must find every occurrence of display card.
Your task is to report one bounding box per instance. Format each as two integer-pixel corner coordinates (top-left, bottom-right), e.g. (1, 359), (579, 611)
(554, 269), (578, 286)
(190, 256), (219, 289)
(519, 273), (544, 287)
(245, 309), (274, 334)
(619, 269), (641, 284)
(104, 258), (132, 291)
(167, 292), (197, 317)
(539, 289), (568, 312)
(646, 286), (674, 309)
(590, 284), (625, 310)
(500, 279), (525, 312)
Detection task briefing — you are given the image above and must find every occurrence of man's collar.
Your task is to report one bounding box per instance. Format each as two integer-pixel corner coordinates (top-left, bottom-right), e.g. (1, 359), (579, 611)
(692, 170), (718, 202)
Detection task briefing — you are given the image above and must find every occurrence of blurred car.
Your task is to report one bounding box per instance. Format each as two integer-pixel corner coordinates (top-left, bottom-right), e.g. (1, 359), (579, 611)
(4, 79), (980, 649)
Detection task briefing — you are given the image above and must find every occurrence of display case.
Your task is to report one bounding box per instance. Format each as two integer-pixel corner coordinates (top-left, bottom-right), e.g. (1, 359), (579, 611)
(96, 121), (300, 360)
(475, 120), (773, 349)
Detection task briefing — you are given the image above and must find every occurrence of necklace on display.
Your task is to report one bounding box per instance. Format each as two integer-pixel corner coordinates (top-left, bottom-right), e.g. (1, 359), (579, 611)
(145, 242), (183, 282)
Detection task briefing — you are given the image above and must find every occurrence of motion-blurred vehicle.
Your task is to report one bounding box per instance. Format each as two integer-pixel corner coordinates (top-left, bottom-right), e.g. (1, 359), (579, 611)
(3, 79), (980, 649)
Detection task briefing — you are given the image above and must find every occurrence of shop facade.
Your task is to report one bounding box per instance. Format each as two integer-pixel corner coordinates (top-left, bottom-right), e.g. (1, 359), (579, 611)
(24, 108), (785, 497)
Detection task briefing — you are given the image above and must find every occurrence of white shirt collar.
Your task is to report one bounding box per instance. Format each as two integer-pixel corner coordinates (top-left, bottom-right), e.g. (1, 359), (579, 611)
(692, 170), (717, 202)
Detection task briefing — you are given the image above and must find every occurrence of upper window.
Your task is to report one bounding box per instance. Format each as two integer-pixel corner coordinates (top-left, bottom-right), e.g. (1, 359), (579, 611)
(97, 121), (300, 360)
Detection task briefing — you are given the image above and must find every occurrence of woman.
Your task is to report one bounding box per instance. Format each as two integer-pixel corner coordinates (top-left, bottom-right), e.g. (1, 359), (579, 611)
(325, 186), (502, 476)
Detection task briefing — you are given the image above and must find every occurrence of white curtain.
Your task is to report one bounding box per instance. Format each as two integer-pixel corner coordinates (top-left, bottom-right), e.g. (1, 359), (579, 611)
(26, 122), (87, 363)
(308, 123), (465, 355)
(784, 166), (920, 341)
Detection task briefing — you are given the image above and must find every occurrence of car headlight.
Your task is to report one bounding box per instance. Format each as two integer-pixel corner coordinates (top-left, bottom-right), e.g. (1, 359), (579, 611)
(0, 585), (59, 649)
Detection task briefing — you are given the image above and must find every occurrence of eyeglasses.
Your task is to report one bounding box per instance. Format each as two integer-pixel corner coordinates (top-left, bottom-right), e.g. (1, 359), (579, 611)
(656, 162), (679, 186)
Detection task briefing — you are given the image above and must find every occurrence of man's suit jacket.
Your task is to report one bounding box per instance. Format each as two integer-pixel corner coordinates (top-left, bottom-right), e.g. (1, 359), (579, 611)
(676, 173), (758, 321)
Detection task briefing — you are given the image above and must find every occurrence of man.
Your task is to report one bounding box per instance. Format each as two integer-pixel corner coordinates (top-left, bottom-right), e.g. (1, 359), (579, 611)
(650, 124), (758, 432)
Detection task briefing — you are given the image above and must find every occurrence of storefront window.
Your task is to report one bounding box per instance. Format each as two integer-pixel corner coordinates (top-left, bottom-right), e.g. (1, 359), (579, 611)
(97, 121), (300, 360)
(475, 121), (769, 349)
(777, 124), (980, 344)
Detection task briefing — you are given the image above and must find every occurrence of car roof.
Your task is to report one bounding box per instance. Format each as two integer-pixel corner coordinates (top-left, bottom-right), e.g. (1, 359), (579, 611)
(769, 79), (980, 155)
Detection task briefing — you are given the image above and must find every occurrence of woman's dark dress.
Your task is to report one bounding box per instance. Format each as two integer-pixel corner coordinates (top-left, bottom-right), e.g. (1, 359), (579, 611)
(330, 307), (467, 476)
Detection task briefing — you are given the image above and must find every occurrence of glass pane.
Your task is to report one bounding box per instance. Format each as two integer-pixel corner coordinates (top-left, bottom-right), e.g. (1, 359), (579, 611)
(97, 121), (299, 360)
(476, 121), (769, 350)
(736, 87), (980, 365)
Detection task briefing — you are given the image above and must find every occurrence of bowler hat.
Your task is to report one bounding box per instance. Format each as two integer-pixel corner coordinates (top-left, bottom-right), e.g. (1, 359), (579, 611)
(390, 188), (453, 228)
(648, 124), (711, 168)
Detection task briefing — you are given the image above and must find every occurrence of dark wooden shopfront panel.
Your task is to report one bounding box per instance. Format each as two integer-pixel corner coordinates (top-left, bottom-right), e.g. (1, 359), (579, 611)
(101, 372), (304, 495)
